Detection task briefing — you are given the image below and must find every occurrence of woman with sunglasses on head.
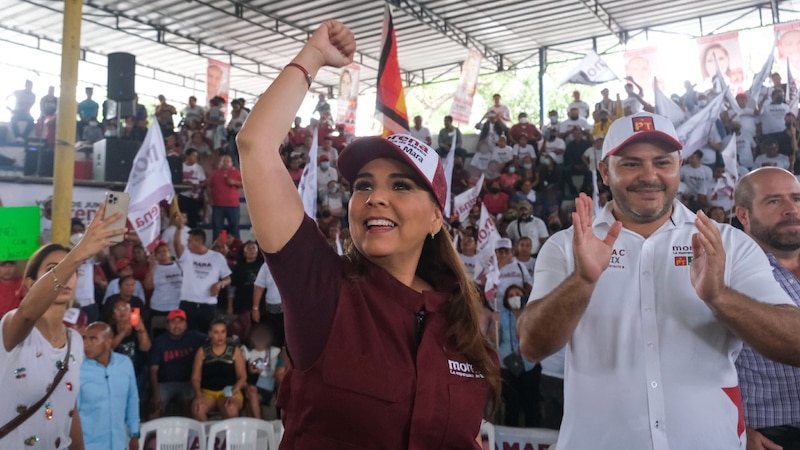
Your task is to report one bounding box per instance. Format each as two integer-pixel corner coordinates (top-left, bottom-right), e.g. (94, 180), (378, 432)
(237, 20), (500, 450)
(0, 202), (126, 449)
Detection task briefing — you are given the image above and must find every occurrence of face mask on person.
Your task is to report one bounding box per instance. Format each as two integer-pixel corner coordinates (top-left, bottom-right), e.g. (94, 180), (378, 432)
(541, 156), (552, 165)
(321, 210), (332, 218)
(320, 161), (330, 170)
(519, 117), (528, 124)
(549, 115), (558, 124)
(328, 184), (338, 194)
(508, 166), (516, 174)
(508, 296), (522, 310)
(523, 163), (532, 169)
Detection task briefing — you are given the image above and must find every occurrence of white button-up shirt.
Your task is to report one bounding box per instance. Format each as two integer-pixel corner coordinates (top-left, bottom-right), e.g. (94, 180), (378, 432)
(531, 200), (792, 450)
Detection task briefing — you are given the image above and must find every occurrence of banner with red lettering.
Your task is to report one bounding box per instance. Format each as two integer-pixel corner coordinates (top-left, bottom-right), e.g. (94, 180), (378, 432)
(475, 203), (501, 303)
(450, 49), (483, 125)
(0, 182), (106, 224)
(453, 173), (484, 223)
(696, 32), (745, 94)
(336, 64), (360, 134)
(125, 122), (175, 252)
(207, 58), (231, 106)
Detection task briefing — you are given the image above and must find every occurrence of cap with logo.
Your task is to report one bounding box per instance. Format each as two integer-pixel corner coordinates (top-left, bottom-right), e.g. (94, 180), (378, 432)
(338, 134), (447, 212)
(601, 112), (683, 159)
(495, 238), (513, 250)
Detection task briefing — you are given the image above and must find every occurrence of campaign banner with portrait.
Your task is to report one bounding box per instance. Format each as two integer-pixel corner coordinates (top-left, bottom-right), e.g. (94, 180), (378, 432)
(776, 21), (800, 79)
(623, 47), (660, 102)
(207, 58), (231, 106)
(336, 64), (361, 134)
(696, 32), (745, 94)
(450, 49), (483, 125)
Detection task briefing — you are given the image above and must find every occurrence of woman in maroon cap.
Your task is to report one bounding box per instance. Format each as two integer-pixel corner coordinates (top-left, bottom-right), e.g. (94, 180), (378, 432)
(237, 21), (499, 449)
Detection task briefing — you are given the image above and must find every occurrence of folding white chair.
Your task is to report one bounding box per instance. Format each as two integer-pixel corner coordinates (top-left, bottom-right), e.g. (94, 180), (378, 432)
(479, 420), (495, 450)
(139, 417), (206, 450)
(268, 420), (284, 449)
(207, 418), (276, 450)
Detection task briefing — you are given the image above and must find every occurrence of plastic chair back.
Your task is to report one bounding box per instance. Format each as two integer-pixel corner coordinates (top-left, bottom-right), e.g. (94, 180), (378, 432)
(207, 418), (276, 450)
(139, 417), (206, 450)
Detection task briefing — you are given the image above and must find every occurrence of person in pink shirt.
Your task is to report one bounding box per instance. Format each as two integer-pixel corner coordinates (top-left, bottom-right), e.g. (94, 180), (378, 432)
(0, 261), (23, 319)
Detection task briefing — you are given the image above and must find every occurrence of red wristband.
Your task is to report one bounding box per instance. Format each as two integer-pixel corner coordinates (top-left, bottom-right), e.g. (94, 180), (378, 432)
(285, 62), (312, 88)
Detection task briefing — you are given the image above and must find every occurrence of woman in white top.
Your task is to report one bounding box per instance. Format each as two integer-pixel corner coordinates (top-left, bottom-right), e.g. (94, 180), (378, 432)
(0, 202), (125, 449)
(144, 241), (183, 315)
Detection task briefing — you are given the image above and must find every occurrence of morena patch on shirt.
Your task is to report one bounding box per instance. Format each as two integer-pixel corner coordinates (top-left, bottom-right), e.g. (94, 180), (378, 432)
(448, 359), (484, 379)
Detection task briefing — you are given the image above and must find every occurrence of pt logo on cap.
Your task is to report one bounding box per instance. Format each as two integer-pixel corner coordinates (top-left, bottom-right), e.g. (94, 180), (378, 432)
(632, 116), (655, 132)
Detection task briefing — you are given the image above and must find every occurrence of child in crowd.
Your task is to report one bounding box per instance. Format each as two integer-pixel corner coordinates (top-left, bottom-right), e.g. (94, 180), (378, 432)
(241, 324), (282, 419)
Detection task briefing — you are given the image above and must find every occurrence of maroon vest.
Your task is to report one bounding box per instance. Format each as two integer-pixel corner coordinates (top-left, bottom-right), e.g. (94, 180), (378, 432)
(277, 264), (489, 449)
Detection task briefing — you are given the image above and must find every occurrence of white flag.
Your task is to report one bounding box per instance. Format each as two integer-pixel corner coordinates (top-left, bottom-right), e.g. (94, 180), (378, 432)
(125, 123), (175, 252)
(475, 204), (501, 305)
(789, 60), (799, 114)
(747, 43), (776, 102)
(708, 136), (738, 208)
(676, 90), (726, 159)
(297, 128), (319, 220)
(442, 130), (458, 218)
(561, 51), (618, 86)
(335, 230), (344, 256)
(655, 78), (687, 127)
(453, 173), (484, 223)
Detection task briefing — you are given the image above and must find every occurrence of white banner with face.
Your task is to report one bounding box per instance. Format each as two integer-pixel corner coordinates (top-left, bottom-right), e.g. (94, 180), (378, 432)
(450, 49), (483, 125)
(336, 64), (361, 134)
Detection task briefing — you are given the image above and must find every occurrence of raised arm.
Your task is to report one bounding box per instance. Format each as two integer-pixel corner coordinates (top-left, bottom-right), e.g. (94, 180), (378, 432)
(517, 194), (622, 361)
(3, 202), (125, 351)
(236, 21), (355, 253)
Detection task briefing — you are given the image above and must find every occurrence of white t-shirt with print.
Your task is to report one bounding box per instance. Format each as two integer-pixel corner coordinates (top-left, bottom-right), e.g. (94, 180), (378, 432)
(178, 250), (231, 305)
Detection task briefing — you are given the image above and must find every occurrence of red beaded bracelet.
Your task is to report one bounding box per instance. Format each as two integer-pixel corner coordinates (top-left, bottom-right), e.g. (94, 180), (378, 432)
(285, 62), (312, 88)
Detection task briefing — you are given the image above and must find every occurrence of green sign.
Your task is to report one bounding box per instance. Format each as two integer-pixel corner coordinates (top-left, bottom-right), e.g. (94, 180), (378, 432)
(0, 206), (40, 261)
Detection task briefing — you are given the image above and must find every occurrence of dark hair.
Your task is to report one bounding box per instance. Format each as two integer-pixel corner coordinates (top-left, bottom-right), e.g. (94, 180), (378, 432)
(24, 243), (70, 281)
(209, 318), (228, 331)
(237, 240), (264, 265)
(502, 284), (525, 310)
(444, 115), (453, 121)
(118, 275), (135, 287)
(185, 148), (198, 157)
(188, 228), (206, 242)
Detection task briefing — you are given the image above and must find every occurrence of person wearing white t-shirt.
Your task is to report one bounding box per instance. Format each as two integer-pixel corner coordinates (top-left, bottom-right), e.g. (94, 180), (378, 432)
(485, 94), (512, 127)
(179, 149), (207, 228)
(754, 138), (791, 170)
(74, 257), (99, 323)
(174, 217), (231, 332)
(541, 131), (566, 165)
(679, 150), (714, 207)
(728, 124), (757, 171)
(517, 111), (800, 449)
(491, 135), (515, 165)
(514, 237), (537, 279)
(408, 116), (432, 146)
(568, 91), (591, 119)
(457, 233), (478, 280)
(730, 94), (758, 139)
(144, 241), (183, 315)
(495, 238), (532, 304)
(760, 90), (790, 136)
(316, 154), (339, 195)
(160, 212), (190, 257)
(251, 263), (285, 347)
(513, 134), (537, 163)
(557, 109), (591, 141)
(505, 201), (549, 255)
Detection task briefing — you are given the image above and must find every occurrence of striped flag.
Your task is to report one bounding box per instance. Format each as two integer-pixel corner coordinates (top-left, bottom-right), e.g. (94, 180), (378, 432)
(375, 5), (409, 137)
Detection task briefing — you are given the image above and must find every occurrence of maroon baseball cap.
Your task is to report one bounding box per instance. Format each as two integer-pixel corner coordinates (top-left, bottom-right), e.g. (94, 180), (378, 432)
(338, 134), (447, 212)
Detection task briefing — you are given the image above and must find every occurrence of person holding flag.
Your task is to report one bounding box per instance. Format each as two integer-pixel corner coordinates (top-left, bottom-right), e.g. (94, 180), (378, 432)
(236, 20), (499, 449)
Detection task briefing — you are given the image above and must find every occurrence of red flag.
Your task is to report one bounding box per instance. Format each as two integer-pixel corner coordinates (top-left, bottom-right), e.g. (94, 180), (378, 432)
(375, 5), (409, 136)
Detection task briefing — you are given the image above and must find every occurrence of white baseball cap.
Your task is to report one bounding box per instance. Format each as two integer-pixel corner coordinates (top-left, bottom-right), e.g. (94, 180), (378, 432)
(338, 133), (447, 212)
(601, 112), (683, 159)
(495, 238), (513, 250)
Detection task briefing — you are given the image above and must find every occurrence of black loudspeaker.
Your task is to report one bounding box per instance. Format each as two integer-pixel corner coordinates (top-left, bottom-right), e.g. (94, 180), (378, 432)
(167, 155), (184, 185)
(23, 138), (54, 177)
(104, 138), (141, 182)
(107, 53), (136, 101)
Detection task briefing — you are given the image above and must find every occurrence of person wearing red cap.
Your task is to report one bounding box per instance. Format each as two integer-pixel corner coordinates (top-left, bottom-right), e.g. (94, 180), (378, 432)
(236, 21), (499, 450)
(148, 309), (208, 418)
(518, 111), (800, 449)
